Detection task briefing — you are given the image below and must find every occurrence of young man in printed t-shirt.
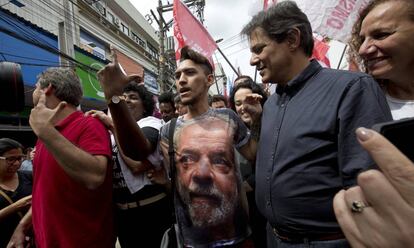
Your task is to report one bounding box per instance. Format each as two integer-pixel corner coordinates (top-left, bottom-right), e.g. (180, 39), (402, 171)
(98, 46), (262, 247)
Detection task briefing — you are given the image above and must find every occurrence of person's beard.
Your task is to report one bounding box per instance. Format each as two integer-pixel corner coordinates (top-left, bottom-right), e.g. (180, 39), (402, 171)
(178, 179), (238, 228)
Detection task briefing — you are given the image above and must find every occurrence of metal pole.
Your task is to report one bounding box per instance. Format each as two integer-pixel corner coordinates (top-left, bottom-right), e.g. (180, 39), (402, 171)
(216, 46), (239, 77)
(254, 68), (257, 82)
(336, 44), (348, 70)
(157, 0), (167, 93)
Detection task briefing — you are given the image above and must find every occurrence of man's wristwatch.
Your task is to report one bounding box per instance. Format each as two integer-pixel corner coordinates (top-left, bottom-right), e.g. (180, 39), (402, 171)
(107, 95), (123, 105)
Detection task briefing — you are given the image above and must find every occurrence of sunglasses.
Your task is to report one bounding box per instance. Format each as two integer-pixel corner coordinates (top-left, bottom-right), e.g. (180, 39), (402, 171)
(0, 155), (25, 164)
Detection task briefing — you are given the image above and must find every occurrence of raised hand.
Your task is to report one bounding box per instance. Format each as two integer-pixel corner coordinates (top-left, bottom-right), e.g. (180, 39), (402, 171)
(97, 47), (141, 100)
(242, 93), (263, 123)
(334, 128), (414, 247)
(29, 91), (66, 138)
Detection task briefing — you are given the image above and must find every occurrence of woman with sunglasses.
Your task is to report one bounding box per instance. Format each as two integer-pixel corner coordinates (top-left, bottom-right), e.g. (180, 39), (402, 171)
(0, 138), (32, 248)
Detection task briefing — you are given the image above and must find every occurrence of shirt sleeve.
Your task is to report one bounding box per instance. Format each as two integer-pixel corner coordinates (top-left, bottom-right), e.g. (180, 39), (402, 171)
(338, 76), (392, 187)
(141, 126), (159, 153)
(78, 117), (112, 158)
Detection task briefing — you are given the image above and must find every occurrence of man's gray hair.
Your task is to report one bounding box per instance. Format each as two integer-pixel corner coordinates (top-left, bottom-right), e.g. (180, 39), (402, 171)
(241, 0), (314, 57)
(37, 67), (83, 106)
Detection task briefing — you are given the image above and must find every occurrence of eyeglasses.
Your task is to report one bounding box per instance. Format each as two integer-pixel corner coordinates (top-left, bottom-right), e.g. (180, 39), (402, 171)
(0, 156), (25, 164)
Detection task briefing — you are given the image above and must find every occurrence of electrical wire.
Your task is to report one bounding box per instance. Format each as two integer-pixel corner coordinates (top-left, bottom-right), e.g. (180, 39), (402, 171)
(0, 51), (61, 63)
(1, 1), (158, 74)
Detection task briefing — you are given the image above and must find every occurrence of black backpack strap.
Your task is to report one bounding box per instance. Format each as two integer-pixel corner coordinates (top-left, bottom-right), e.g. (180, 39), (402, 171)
(168, 118), (177, 180)
(166, 118), (182, 247)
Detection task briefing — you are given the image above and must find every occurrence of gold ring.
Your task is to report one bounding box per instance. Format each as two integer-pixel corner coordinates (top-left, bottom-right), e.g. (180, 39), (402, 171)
(351, 200), (366, 213)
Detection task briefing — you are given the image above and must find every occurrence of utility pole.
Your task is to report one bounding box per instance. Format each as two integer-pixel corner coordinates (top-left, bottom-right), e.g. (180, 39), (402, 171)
(157, 0), (167, 93)
(152, 0), (205, 93)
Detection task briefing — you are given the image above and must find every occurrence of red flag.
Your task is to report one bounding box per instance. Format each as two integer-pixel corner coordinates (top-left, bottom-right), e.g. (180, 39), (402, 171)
(311, 37), (331, 68)
(263, 0), (277, 10)
(173, 0), (217, 67)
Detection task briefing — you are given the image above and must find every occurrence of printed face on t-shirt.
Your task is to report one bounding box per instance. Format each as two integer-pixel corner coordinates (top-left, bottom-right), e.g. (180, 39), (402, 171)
(176, 119), (239, 228)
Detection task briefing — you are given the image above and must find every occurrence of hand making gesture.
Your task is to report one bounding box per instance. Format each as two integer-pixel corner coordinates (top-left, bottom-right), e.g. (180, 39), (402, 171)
(242, 93), (263, 125)
(29, 91), (66, 138)
(97, 47), (141, 100)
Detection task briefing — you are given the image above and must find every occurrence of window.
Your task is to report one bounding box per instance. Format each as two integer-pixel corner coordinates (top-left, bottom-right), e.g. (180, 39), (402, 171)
(121, 23), (129, 36)
(147, 43), (159, 60)
(131, 32), (146, 48)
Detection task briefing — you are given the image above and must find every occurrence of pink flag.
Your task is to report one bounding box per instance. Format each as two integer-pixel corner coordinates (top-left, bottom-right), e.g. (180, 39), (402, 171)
(263, 0), (277, 10)
(173, 0), (217, 67)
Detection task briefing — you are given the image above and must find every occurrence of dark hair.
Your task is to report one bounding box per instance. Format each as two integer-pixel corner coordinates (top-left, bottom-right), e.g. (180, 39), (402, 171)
(180, 46), (213, 75)
(0, 138), (24, 156)
(158, 91), (176, 109)
(241, 1), (314, 57)
(349, 0), (414, 69)
(123, 83), (154, 118)
(37, 67), (83, 106)
(229, 79), (268, 111)
(234, 75), (253, 85)
(211, 94), (227, 105)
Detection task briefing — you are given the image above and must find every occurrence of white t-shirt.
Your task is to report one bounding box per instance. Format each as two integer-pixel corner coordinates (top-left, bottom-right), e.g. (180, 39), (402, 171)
(386, 94), (414, 120)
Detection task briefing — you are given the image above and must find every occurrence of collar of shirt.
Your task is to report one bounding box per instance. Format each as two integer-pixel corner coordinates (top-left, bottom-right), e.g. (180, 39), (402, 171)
(55, 111), (82, 130)
(276, 59), (322, 96)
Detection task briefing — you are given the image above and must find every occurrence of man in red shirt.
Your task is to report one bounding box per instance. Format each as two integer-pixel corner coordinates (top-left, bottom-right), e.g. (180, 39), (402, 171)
(7, 68), (113, 248)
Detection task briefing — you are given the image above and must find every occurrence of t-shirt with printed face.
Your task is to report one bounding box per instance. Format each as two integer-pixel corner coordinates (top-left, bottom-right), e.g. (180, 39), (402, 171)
(160, 108), (251, 247)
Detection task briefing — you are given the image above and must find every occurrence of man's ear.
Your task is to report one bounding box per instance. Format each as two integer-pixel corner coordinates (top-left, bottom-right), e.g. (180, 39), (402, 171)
(206, 74), (215, 87)
(286, 27), (301, 51)
(44, 83), (54, 95)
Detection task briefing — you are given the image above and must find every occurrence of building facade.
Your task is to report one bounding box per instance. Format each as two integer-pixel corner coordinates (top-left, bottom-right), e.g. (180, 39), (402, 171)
(0, 0), (161, 146)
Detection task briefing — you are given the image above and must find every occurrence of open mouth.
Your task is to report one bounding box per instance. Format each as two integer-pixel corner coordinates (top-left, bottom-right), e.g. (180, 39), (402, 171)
(179, 87), (191, 94)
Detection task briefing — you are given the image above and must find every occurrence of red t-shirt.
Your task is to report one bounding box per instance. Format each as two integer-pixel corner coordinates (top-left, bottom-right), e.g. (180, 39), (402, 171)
(33, 111), (113, 248)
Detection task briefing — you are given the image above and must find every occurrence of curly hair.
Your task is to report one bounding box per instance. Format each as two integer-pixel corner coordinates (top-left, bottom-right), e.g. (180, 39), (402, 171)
(123, 83), (154, 118)
(229, 78), (268, 111)
(158, 91), (175, 110)
(348, 0), (414, 71)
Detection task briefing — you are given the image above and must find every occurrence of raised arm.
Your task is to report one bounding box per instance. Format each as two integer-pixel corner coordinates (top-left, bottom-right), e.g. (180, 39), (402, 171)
(97, 48), (151, 160)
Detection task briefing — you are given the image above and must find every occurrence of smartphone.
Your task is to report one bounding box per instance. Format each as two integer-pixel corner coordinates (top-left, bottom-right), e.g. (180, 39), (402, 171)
(372, 117), (414, 162)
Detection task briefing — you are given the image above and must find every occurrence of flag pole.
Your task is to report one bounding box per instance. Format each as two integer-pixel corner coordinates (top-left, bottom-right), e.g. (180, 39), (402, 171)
(336, 44), (348, 70)
(215, 40), (240, 77)
(254, 68), (257, 82)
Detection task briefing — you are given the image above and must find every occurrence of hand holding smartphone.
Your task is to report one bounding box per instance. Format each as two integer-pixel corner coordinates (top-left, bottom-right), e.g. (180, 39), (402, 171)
(372, 117), (414, 161)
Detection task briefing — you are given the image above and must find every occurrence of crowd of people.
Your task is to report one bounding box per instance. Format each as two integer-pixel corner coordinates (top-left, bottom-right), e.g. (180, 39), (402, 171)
(1, 0), (413, 247)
